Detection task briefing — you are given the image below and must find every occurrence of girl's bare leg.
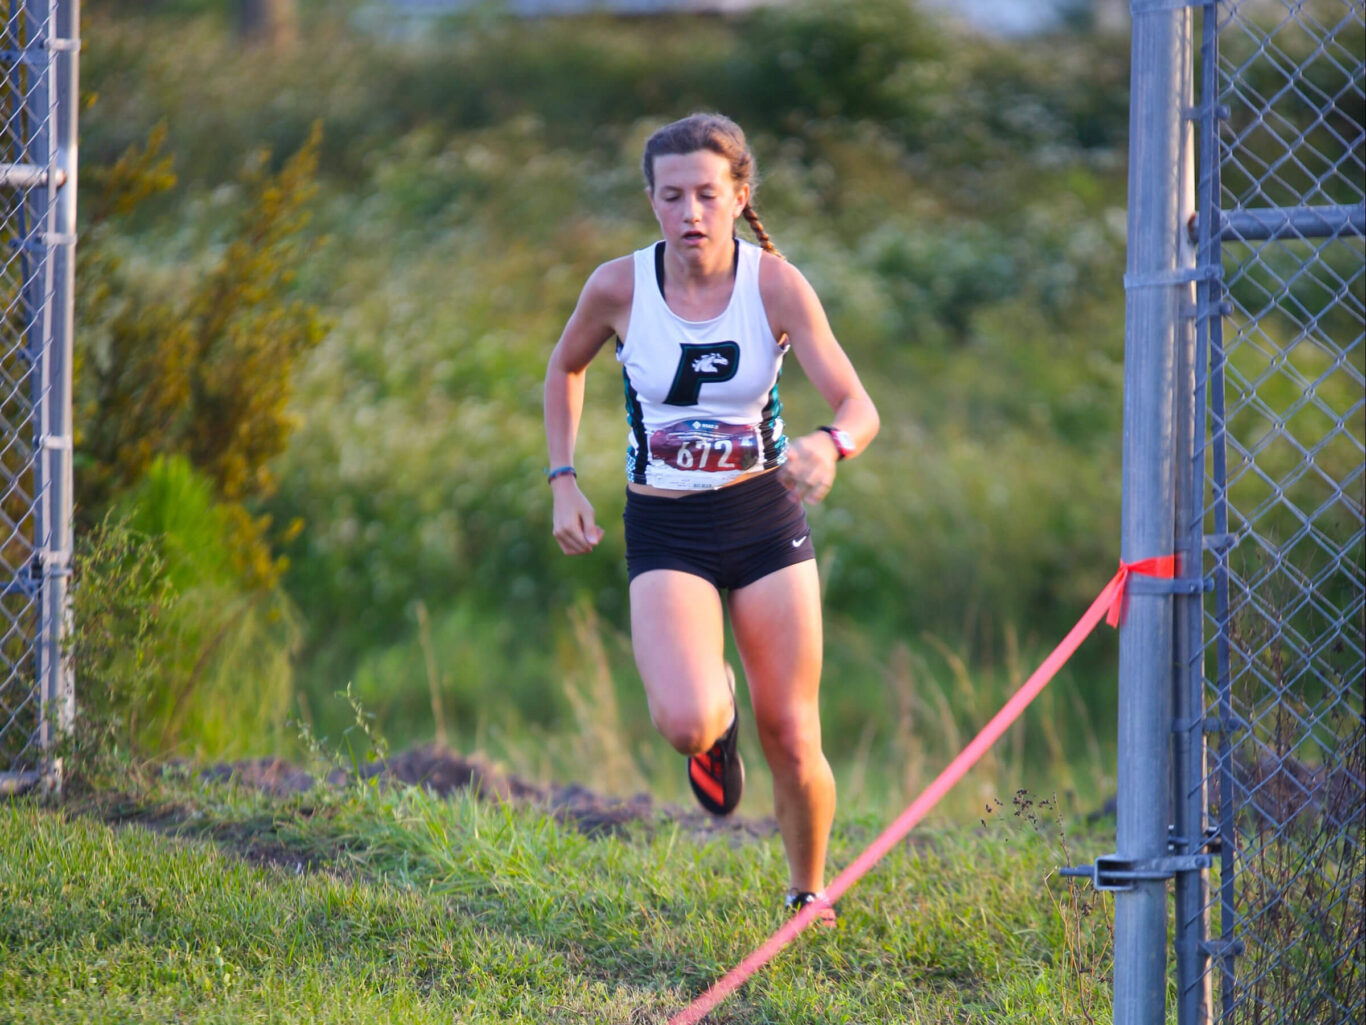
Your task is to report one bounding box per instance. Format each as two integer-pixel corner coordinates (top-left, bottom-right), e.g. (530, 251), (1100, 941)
(728, 560), (834, 893)
(629, 569), (733, 756)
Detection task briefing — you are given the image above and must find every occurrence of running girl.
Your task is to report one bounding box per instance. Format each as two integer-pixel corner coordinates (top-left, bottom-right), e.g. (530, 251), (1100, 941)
(543, 112), (879, 917)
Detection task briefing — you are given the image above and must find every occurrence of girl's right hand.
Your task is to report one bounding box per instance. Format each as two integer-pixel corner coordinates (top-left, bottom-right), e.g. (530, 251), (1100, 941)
(551, 480), (605, 555)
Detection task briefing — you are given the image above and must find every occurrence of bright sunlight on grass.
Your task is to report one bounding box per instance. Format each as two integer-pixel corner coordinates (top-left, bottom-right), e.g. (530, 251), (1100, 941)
(2, 772), (1114, 1024)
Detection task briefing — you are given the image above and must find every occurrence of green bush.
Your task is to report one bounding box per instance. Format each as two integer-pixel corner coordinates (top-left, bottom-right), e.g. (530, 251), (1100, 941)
(78, 123), (326, 529)
(732, 0), (945, 132)
(69, 457), (302, 767)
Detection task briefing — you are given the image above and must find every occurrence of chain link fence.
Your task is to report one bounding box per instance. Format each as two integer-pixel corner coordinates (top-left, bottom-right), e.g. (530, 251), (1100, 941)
(0, 0), (77, 794)
(1184, 0), (1364, 1021)
(0, 0), (1357, 1013)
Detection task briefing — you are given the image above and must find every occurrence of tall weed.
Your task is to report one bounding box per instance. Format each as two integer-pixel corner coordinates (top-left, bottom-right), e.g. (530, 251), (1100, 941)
(987, 790), (1115, 1022)
(67, 457), (300, 770)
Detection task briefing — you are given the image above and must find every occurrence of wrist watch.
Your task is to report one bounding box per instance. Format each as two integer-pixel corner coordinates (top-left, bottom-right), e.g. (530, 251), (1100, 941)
(818, 425), (854, 460)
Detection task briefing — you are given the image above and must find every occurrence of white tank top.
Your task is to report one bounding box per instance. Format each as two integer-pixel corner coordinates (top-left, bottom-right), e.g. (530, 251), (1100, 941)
(616, 239), (789, 489)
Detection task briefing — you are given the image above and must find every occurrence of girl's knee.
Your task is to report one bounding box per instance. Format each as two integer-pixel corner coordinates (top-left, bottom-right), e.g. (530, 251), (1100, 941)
(755, 709), (823, 771)
(650, 699), (731, 755)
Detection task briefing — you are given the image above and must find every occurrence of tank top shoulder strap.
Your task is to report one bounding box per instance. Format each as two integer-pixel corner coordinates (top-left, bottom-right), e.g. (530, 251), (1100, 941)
(734, 238), (760, 297)
(630, 244), (657, 299)
(731, 239), (781, 350)
(623, 244), (659, 354)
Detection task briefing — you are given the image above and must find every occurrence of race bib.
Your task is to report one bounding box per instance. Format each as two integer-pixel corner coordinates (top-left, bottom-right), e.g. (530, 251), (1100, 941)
(648, 419), (761, 473)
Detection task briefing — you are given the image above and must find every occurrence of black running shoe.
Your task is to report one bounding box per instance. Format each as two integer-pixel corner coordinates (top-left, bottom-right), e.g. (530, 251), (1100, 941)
(785, 890), (838, 927)
(687, 670), (744, 816)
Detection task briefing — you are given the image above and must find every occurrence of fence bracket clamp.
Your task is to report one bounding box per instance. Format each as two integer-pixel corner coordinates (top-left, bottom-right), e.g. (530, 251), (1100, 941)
(1200, 937), (1246, 959)
(1060, 852), (1211, 892)
(1127, 574), (1213, 595)
(29, 551), (72, 580)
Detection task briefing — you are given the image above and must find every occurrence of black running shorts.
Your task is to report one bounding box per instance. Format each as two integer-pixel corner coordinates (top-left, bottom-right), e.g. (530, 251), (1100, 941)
(623, 469), (815, 591)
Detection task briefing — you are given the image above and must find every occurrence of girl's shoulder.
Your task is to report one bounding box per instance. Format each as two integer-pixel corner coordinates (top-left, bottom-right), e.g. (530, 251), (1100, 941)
(583, 254), (636, 311)
(756, 250), (818, 316)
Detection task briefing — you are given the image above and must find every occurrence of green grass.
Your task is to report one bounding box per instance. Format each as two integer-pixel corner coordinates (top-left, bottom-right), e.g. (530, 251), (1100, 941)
(1, 774), (1115, 1024)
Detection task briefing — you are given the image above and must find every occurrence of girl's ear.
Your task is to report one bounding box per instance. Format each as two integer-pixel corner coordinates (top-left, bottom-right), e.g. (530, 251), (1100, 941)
(733, 182), (751, 218)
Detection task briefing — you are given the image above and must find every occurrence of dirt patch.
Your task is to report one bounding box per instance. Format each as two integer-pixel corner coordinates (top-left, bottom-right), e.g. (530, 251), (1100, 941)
(85, 790), (338, 876)
(196, 744), (779, 842)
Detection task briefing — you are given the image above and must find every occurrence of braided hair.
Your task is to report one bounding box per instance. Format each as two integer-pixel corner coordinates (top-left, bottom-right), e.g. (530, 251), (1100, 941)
(642, 113), (784, 260)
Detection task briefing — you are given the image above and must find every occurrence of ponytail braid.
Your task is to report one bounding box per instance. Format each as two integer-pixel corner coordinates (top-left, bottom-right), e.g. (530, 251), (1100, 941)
(741, 203), (783, 260)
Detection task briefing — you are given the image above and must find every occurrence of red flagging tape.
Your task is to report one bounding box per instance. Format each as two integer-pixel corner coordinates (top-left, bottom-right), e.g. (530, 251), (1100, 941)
(668, 556), (1175, 1025)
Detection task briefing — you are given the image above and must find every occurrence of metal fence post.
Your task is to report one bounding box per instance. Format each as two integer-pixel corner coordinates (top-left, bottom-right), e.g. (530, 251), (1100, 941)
(41, 0), (76, 787)
(1171, 4), (1210, 1015)
(1115, 1), (1195, 1020)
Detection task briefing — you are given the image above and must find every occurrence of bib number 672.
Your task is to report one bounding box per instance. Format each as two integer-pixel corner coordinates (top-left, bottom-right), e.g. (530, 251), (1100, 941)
(649, 420), (761, 474)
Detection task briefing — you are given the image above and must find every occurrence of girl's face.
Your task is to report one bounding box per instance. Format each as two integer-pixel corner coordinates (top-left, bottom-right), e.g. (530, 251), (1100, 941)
(648, 150), (749, 257)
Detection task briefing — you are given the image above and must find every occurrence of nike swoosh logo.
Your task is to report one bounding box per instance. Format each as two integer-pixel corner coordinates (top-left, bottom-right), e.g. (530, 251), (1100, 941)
(792, 536), (807, 548)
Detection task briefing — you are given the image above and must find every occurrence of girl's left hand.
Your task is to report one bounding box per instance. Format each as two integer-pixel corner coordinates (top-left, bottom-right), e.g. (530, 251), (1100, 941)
(778, 432), (839, 505)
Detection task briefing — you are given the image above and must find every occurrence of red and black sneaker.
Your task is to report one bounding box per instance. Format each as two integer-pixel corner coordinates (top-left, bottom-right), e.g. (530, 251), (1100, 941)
(687, 706), (744, 817)
(785, 889), (838, 928)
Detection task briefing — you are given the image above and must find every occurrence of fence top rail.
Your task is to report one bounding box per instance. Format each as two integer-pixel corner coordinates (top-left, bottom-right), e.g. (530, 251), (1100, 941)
(1191, 204), (1366, 242)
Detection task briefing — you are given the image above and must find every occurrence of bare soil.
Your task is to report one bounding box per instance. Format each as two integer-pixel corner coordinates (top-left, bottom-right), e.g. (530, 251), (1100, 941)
(196, 744), (779, 842)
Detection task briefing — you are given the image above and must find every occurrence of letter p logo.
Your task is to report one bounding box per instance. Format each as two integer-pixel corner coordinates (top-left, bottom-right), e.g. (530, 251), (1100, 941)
(664, 341), (741, 406)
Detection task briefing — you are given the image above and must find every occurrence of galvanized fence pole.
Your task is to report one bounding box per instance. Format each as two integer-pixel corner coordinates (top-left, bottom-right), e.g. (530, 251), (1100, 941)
(1186, 6), (1233, 1021)
(1115, 1), (1196, 1020)
(40, 0), (76, 783)
(1170, 7), (1211, 1020)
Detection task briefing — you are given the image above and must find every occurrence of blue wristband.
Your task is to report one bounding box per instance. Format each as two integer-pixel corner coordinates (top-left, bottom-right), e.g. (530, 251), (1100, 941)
(546, 465), (577, 483)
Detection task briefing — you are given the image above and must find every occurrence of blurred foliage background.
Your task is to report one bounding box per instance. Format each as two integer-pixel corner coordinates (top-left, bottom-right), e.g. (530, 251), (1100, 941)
(74, 0), (1140, 817)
